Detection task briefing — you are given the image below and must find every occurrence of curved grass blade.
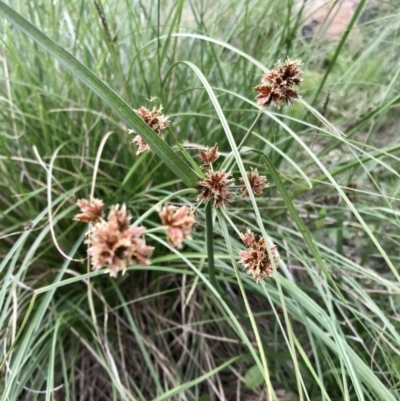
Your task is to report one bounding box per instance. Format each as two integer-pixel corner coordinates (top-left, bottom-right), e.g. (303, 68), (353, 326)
(151, 356), (243, 401)
(182, 60), (305, 400)
(217, 212), (276, 400)
(261, 107), (400, 283)
(147, 233), (265, 379)
(158, 33), (267, 71)
(252, 149), (343, 297)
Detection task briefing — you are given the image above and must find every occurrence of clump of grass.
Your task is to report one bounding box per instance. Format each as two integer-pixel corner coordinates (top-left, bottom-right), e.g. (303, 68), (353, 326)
(1, 1), (400, 401)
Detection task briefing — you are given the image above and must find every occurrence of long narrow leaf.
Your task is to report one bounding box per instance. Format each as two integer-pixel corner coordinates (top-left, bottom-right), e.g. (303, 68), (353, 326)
(151, 356), (243, 401)
(252, 149), (343, 297)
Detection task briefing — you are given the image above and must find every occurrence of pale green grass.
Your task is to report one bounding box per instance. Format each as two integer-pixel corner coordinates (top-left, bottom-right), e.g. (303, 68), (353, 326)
(1, 0), (400, 400)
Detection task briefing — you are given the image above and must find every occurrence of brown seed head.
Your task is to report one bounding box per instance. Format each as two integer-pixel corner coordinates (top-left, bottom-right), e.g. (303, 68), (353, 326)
(86, 204), (153, 276)
(159, 204), (197, 249)
(239, 229), (279, 282)
(199, 144), (220, 169)
(130, 106), (170, 154)
(132, 135), (152, 154)
(240, 168), (268, 197)
(74, 198), (104, 223)
(135, 106), (170, 135)
(240, 229), (256, 248)
(254, 58), (302, 108)
(107, 204), (131, 231)
(196, 170), (235, 208)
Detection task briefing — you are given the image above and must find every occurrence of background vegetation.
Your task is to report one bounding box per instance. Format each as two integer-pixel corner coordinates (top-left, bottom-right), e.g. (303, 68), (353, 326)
(1, 0), (400, 400)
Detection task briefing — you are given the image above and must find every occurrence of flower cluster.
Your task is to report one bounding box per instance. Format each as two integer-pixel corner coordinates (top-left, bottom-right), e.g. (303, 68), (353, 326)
(195, 145), (268, 207)
(196, 169), (235, 208)
(73, 198), (104, 223)
(73, 57), (302, 279)
(199, 144), (220, 169)
(159, 205), (197, 249)
(254, 58), (302, 108)
(239, 168), (268, 197)
(74, 201), (153, 277)
(239, 229), (279, 282)
(130, 106), (170, 154)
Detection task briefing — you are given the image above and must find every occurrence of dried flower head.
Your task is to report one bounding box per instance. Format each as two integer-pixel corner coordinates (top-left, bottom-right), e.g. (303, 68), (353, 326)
(159, 204), (197, 249)
(107, 203), (131, 231)
(196, 170), (235, 208)
(240, 168), (268, 197)
(73, 198), (104, 223)
(132, 135), (152, 154)
(239, 229), (279, 282)
(254, 58), (302, 108)
(135, 105), (170, 134)
(86, 204), (154, 277)
(199, 144), (220, 169)
(129, 106), (170, 154)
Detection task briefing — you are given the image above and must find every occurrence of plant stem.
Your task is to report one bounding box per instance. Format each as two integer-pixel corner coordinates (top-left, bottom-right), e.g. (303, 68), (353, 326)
(217, 212), (275, 399)
(205, 201), (217, 290)
(336, 208), (344, 255)
(167, 127), (203, 177)
(157, 0), (162, 92)
(223, 109), (264, 171)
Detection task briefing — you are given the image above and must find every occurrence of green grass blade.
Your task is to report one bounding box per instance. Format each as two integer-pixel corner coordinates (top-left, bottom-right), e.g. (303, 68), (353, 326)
(311, 0), (368, 104)
(252, 149), (343, 297)
(151, 356), (243, 401)
(217, 212), (275, 400)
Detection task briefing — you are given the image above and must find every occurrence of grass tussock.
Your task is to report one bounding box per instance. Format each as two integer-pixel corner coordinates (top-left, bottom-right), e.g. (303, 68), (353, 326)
(1, 0), (400, 400)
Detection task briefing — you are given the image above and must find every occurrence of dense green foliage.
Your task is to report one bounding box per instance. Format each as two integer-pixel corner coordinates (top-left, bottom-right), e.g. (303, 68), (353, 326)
(1, 0), (399, 400)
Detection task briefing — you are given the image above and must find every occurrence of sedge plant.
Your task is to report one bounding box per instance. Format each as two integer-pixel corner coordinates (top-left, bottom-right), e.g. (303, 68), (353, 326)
(1, 1), (400, 400)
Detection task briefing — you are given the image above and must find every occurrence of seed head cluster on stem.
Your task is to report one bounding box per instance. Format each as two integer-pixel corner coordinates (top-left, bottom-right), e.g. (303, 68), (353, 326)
(159, 204), (197, 249)
(254, 58), (302, 108)
(239, 229), (279, 282)
(74, 201), (153, 277)
(195, 143), (271, 207)
(196, 143), (235, 207)
(129, 106), (170, 154)
(239, 168), (268, 197)
(199, 144), (220, 169)
(196, 169), (236, 208)
(73, 198), (105, 223)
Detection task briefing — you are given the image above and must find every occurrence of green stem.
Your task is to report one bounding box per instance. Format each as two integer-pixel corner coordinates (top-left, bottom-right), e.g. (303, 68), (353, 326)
(157, 0), (162, 92)
(167, 127), (203, 177)
(205, 202), (217, 290)
(223, 109), (264, 171)
(336, 208), (344, 255)
(310, 0), (367, 105)
(217, 212), (275, 400)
